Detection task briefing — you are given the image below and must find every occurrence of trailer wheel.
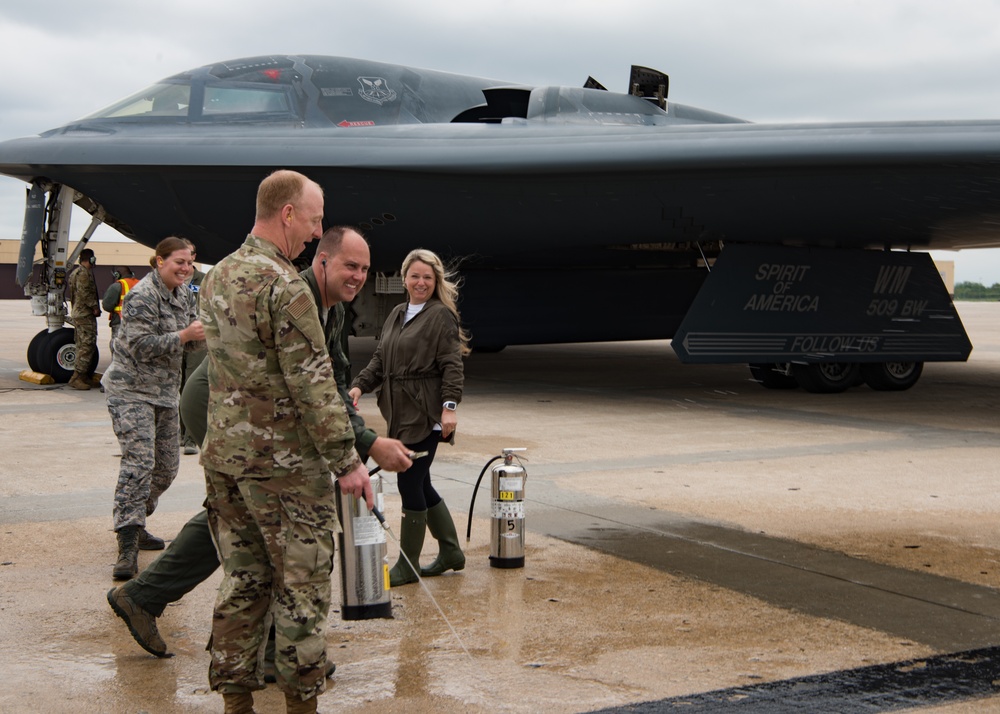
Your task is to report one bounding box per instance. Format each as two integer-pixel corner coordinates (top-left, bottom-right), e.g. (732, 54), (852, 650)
(791, 362), (860, 393)
(748, 363), (798, 390)
(861, 361), (923, 391)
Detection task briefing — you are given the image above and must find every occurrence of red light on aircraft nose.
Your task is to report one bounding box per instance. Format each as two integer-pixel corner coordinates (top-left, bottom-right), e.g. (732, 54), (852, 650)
(263, 69), (281, 81)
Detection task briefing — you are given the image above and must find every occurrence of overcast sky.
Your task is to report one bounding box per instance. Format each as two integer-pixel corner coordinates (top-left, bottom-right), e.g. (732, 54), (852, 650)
(2, 0), (1000, 282)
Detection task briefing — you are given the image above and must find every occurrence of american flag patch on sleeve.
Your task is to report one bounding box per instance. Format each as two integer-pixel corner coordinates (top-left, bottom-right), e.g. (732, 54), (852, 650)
(286, 292), (312, 320)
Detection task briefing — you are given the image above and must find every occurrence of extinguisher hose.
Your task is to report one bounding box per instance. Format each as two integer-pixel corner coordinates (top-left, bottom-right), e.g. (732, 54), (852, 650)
(466, 455), (504, 541)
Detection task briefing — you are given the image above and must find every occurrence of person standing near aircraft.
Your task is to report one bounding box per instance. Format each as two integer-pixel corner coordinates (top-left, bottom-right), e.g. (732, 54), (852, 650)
(199, 171), (371, 714)
(102, 266), (139, 357)
(349, 248), (469, 586)
(106, 225), (412, 663)
(68, 248), (101, 390)
(178, 240), (206, 455)
(103, 238), (204, 581)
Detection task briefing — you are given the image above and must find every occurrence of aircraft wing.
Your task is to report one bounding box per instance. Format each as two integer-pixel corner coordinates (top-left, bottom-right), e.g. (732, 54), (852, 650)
(2, 54), (998, 384)
(2, 118), (1000, 266)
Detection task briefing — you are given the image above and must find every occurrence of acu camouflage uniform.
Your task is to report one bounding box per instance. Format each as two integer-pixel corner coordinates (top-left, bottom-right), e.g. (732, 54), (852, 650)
(199, 234), (361, 700)
(69, 264), (100, 374)
(103, 268), (200, 531)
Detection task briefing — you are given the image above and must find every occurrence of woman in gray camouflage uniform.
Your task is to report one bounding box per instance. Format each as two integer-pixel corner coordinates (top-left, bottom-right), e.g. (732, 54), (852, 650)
(103, 237), (205, 581)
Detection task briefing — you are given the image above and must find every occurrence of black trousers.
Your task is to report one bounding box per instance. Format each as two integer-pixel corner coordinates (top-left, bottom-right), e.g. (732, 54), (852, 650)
(396, 431), (442, 512)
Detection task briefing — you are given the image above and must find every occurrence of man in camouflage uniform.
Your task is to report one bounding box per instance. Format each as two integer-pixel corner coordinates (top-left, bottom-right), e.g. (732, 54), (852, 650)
(106, 226), (412, 670)
(69, 248), (101, 389)
(199, 171), (372, 714)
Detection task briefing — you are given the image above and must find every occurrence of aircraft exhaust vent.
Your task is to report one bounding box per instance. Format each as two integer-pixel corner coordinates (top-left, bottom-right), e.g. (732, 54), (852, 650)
(629, 65), (668, 109)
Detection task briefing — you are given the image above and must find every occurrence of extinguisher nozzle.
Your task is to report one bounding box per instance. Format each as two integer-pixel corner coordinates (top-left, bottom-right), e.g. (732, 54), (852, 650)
(370, 504), (388, 527)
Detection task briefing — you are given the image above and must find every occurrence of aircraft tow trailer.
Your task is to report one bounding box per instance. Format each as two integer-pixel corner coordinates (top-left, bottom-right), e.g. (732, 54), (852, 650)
(672, 244), (970, 393)
(16, 181), (104, 383)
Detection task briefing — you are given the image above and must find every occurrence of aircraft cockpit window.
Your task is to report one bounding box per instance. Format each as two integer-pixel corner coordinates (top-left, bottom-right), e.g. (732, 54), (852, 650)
(81, 83), (191, 119)
(202, 86), (290, 115)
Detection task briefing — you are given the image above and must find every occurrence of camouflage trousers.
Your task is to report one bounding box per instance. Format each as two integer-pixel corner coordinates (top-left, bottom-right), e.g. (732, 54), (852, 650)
(74, 316), (97, 374)
(107, 396), (180, 531)
(204, 465), (338, 699)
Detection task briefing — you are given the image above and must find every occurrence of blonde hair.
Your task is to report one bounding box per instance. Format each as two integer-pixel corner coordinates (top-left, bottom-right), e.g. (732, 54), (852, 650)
(402, 248), (471, 355)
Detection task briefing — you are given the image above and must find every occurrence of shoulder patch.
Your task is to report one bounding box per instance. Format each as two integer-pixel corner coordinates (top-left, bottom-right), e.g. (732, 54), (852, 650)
(287, 292), (313, 320)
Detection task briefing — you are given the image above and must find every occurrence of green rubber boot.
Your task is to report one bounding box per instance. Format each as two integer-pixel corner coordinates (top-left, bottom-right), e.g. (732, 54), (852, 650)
(389, 509), (426, 587)
(420, 500), (466, 577)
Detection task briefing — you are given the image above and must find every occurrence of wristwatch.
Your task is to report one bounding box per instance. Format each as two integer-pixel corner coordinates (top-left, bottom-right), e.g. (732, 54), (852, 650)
(442, 401), (458, 411)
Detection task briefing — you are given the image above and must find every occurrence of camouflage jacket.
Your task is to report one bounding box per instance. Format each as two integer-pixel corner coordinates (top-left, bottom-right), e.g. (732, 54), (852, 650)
(69, 265), (100, 320)
(102, 268), (201, 406)
(301, 266), (378, 461)
(199, 234), (361, 480)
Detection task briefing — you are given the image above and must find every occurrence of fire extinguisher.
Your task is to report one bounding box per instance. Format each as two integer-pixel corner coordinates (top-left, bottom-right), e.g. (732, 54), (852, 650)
(336, 469), (392, 620)
(467, 448), (527, 568)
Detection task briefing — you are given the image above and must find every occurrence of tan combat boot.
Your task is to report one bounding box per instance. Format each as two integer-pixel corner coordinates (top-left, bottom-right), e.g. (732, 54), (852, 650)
(222, 691), (255, 714)
(285, 693), (318, 714)
(69, 371), (91, 390)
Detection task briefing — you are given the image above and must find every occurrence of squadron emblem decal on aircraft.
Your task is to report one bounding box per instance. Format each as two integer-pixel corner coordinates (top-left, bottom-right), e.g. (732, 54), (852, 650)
(357, 77), (396, 105)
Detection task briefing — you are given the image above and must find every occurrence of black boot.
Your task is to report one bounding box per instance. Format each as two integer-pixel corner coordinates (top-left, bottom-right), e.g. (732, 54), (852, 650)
(389, 509), (426, 587)
(420, 500), (466, 577)
(137, 527), (165, 551)
(113, 525), (140, 581)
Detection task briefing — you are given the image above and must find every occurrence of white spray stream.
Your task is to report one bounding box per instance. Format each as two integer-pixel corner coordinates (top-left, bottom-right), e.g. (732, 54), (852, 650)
(370, 503), (474, 661)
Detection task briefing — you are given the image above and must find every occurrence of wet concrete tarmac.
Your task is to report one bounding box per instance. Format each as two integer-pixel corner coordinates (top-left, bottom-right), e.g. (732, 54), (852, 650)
(1, 301), (999, 713)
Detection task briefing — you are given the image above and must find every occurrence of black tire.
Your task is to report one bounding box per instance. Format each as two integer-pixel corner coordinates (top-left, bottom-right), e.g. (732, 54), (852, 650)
(748, 363), (798, 390)
(790, 362), (860, 394)
(861, 361), (923, 391)
(27, 329), (50, 372)
(39, 327), (98, 383)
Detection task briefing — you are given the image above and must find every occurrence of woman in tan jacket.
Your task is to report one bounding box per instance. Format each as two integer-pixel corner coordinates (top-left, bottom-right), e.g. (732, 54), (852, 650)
(350, 248), (469, 586)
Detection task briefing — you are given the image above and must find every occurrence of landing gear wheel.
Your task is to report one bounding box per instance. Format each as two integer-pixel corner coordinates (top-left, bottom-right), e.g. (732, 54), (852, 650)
(790, 362), (860, 394)
(42, 328), (77, 383)
(27, 329), (49, 372)
(861, 361), (923, 391)
(37, 327), (98, 383)
(749, 363), (798, 390)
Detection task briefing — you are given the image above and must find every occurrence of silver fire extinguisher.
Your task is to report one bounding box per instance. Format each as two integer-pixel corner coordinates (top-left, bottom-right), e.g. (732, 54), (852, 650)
(336, 470), (392, 620)
(467, 448), (527, 569)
